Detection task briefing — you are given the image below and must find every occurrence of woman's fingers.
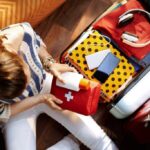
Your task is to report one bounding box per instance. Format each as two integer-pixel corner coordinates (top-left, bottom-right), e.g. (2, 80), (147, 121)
(50, 66), (60, 76)
(64, 66), (77, 73)
(50, 101), (62, 110)
(61, 64), (77, 72)
(45, 95), (63, 110)
(51, 68), (65, 83)
(50, 95), (63, 104)
(50, 63), (77, 83)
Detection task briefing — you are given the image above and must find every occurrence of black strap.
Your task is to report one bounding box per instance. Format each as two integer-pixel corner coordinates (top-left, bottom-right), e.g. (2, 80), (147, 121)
(138, 0), (150, 12)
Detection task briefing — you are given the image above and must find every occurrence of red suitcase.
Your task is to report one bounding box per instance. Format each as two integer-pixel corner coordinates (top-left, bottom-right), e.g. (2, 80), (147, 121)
(93, 0), (150, 61)
(126, 99), (150, 143)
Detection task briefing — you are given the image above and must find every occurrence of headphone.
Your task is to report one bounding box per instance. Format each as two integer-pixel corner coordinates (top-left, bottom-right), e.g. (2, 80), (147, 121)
(118, 9), (150, 48)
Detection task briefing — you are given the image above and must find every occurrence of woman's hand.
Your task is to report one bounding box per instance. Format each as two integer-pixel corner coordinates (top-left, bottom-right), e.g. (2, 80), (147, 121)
(49, 63), (77, 83)
(11, 93), (63, 117)
(36, 93), (63, 110)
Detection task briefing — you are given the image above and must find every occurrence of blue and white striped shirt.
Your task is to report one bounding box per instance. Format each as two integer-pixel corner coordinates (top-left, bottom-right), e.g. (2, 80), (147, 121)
(0, 23), (46, 122)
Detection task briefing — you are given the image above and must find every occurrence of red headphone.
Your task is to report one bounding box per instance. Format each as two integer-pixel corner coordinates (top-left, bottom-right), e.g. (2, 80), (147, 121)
(118, 9), (150, 48)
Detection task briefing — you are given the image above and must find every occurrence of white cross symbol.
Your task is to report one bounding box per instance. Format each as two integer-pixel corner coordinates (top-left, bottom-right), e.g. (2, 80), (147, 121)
(65, 91), (74, 102)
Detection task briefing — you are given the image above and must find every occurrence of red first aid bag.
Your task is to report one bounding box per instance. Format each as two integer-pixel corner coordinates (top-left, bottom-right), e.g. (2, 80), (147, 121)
(93, 0), (150, 61)
(51, 78), (101, 115)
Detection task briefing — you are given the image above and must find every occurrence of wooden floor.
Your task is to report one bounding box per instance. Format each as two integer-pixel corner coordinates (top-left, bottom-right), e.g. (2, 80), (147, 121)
(0, 0), (150, 150)
(35, 0), (115, 149)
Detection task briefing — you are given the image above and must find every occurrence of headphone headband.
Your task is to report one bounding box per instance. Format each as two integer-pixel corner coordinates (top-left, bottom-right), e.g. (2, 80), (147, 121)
(119, 8), (150, 19)
(119, 9), (150, 48)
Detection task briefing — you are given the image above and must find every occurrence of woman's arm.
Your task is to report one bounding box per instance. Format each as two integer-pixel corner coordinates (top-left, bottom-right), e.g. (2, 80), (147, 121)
(38, 44), (77, 82)
(11, 93), (62, 117)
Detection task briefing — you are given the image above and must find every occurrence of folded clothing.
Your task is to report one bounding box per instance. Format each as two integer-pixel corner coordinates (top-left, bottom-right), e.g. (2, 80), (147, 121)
(93, 0), (150, 61)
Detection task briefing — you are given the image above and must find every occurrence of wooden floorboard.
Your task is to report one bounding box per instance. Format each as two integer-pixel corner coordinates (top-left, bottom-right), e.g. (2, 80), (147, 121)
(35, 0), (112, 60)
(35, 0), (114, 149)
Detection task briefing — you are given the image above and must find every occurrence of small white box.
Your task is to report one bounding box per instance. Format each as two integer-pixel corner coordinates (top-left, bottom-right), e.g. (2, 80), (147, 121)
(56, 72), (83, 91)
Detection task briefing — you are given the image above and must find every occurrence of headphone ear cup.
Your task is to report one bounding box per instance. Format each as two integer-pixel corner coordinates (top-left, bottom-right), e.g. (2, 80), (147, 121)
(122, 38), (150, 48)
(118, 13), (134, 27)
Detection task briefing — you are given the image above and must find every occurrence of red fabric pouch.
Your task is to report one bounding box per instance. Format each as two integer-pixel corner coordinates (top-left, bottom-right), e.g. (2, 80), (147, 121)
(93, 0), (150, 60)
(51, 78), (101, 115)
(126, 99), (150, 143)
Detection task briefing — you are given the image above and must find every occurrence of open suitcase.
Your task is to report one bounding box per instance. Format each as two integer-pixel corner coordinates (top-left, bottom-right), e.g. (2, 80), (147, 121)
(60, 0), (150, 120)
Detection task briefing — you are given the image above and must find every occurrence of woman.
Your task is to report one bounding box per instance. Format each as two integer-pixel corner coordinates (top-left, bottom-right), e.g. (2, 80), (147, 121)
(0, 22), (118, 150)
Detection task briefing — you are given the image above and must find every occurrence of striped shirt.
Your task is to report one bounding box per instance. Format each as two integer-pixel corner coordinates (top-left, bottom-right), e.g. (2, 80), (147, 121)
(0, 23), (46, 123)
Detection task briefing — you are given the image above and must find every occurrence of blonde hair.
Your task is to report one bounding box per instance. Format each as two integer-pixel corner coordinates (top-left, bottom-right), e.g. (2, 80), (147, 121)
(0, 35), (27, 99)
